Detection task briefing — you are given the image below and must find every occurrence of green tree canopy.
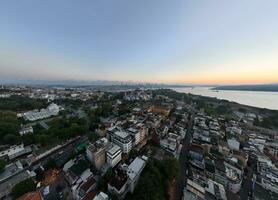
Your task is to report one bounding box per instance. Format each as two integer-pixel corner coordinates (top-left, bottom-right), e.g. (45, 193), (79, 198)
(0, 159), (6, 173)
(11, 178), (36, 199)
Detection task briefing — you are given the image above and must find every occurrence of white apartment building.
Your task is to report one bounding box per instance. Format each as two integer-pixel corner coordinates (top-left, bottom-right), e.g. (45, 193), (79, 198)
(107, 144), (122, 168)
(127, 156), (148, 193)
(110, 131), (132, 153)
(127, 128), (141, 146)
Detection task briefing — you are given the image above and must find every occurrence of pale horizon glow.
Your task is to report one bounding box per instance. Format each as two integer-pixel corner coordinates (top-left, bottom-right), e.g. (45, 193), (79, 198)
(1, 1), (278, 85)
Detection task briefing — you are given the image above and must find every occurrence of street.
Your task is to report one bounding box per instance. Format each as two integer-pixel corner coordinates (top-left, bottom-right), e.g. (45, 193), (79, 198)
(175, 113), (194, 200)
(240, 161), (255, 200)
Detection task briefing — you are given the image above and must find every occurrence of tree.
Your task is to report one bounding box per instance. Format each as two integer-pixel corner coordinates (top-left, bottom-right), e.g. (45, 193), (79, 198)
(37, 134), (48, 146)
(11, 178), (36, 199)
(45, 158), (57, 170)
(118, 103), (130, 115)
(3, 134), (19, 145)
(88, 132), (100, 142)
(0, 159), (6, 173)
(128, 157), (180, 200)
(98, 169), (114, 192)
(129, 160), (165, 200)
(0, 111), (19, 143)
(0, 95), (47, 111)
(161, 157), (180, 181)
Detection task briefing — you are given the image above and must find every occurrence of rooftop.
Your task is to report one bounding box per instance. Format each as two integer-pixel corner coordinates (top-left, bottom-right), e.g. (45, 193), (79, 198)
(107, 144), (121, 155)
(69, 159), (89, 176)
(127, 157), (147, 180)
(114, 131), (130, 139)
(109, 171), (128, 191)
(82, 190), (97, 200)
(80, 176), (96, 192)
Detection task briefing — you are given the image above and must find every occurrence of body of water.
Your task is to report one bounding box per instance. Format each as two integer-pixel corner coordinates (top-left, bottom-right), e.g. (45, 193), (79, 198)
(173, 87), (278, 111)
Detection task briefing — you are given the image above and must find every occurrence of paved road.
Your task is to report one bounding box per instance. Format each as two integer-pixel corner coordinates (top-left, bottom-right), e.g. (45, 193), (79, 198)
(175, 113), (194, 200)
(240, 161), (255, 200)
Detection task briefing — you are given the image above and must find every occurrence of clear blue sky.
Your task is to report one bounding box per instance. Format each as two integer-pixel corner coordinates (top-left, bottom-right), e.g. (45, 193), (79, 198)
(1, 0), (278, 84)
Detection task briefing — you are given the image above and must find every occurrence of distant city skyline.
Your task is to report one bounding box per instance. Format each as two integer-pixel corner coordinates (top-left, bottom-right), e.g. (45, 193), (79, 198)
(1, 0), (278, 84)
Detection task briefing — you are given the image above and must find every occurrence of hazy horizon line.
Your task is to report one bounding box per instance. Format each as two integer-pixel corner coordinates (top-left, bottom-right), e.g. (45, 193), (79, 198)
(1, 78), (277, 87)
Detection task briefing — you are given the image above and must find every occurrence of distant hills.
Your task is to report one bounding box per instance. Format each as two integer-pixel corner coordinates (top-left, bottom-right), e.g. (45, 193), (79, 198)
(213, 84), (278, 92)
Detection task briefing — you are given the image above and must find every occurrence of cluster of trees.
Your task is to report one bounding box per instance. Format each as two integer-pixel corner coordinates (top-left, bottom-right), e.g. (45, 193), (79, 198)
(153, 89), (191, 102)
(0, 111), (20, 145)
(0, 95), (47, 111)
(86, 102), (113, 131)
(0, 113), (89, 147)
(127, 157), (180, 200)
(97, 169), (114, 192)
(195, 99), (230, 117)
(118, 102), (131, 116)
(30, 116), (88, 147)
(11, 178), (36, 199)
(254, 112), (278, 129)
(0, 159), (6, 172)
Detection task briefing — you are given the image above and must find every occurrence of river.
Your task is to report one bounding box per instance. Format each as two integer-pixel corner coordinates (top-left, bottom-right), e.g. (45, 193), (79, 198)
(173, 87), (278, 111)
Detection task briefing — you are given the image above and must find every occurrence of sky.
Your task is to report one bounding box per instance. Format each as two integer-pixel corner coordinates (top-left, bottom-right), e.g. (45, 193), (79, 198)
(1, 0), (278, 85)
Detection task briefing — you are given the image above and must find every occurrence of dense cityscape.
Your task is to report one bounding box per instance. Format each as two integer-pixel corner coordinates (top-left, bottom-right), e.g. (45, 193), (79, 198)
(1, 1), (278, 200)
(0, 85), (277, 200)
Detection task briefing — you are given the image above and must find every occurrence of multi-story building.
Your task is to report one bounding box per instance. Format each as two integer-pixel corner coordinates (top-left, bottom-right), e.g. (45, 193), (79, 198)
(184, 178), (227, 200)
(127, 156), (148, 193)
(107, 144), (122, 168)
(109, 131), (132, 153)
(86, 138), (108, 170)
(224, 161), (243, 193)
(226, 169), (242, 193)
(127, 128), (141, 146)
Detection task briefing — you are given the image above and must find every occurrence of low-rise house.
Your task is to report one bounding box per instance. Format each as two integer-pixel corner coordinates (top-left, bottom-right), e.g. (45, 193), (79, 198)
(75, 176), (97, 199)
(0, 144), (32, 160)
(160, 133), (181, 155)
(63, 158), (91, 185)
(0, 161), (32, 198)
(108, 171), (128, 199)
(19, 125), (34, 136)
(23, 103), (59, 121)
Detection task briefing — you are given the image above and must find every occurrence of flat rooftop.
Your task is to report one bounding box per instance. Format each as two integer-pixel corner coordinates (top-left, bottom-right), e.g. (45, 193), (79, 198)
(107, 144), (121, 155)
(114, 131), (130, 139)
(127, 157), (146, 180)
